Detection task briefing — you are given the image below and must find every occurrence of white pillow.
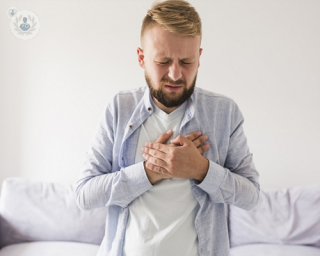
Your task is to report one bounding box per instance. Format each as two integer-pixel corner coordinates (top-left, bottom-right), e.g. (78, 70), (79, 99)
(0, 177), (107, 248)
(229, 183), (320, 247)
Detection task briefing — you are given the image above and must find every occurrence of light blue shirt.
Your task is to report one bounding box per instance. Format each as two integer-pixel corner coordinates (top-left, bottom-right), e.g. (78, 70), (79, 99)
(75, 86), (260, 256)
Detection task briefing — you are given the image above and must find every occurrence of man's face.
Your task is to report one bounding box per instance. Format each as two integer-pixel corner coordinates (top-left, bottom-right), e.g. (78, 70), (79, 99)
(137, 25), (202, 111)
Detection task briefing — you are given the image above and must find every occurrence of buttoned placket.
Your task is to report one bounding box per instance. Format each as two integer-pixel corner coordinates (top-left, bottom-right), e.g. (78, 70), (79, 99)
(119, 105), (154, 168)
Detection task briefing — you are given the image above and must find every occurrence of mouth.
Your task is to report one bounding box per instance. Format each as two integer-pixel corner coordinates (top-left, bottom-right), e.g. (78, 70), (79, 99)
(164, 84), (183, 92)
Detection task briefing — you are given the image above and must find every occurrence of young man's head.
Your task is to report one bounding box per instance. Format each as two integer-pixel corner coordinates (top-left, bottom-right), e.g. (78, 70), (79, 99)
(137, 0), (203, 113)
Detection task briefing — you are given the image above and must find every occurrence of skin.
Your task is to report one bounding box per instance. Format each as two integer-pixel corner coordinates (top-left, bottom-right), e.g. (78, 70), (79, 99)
(137, 25), (209, 184)
(138, 25), (202, 114)
(144, 130), (209, 184)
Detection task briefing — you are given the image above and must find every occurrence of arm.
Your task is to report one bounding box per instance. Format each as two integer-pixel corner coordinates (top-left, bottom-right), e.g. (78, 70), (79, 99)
(75, 104), (152, 210)
(143, 104), (260, 211)
(197, 117), (260, 210)
(75, 103), (211, 210)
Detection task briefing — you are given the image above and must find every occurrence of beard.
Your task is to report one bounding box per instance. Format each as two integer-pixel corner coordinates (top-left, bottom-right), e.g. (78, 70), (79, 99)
(145, 70), (197, 108)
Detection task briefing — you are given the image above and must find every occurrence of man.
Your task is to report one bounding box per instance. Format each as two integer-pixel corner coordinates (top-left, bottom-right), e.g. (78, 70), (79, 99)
(75, 0), (260, 255)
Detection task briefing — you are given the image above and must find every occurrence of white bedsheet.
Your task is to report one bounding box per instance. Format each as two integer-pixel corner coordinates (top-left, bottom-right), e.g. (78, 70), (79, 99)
(230, 244), (320, 256)
(0, 241), (100, 256)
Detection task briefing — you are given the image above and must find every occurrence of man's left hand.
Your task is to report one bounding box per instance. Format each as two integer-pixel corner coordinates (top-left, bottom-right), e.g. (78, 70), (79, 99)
(142, 135), (209, 182)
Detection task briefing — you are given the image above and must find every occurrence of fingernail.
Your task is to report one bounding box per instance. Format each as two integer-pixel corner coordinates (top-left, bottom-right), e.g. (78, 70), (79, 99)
(197, 131), (201, 136)
(166, 129), (172, 134)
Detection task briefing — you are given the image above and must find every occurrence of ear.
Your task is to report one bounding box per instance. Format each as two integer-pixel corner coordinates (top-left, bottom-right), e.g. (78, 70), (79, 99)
(137, 47), (145, 68)
(198, 48), (203, 68)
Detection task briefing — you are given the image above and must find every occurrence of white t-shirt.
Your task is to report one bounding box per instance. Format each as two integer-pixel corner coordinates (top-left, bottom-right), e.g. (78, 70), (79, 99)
(123, 101), (199, 256)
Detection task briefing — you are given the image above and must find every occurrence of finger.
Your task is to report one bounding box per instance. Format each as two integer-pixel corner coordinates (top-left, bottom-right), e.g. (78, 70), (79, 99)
(193, 134), (209, 148)
(155, 130), (173, 144)
(170, 135), (190, 146)
(145, 161), (169, 175)
(142, 146), (166, 160)
(197, 143), (210, 154)
(143, 153), (168, 169)
(145, 142), (171, 154)
(184, 131), (202, 141)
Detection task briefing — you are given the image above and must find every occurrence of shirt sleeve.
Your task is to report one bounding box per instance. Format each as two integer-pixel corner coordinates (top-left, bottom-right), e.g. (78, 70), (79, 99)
(196, 102), (260, 211)
(75, 99), (152, 210)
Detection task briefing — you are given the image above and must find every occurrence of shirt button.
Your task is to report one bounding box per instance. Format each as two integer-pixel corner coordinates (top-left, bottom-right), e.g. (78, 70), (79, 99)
(148, 107), (152, 111)
(129, 125), (133, 129)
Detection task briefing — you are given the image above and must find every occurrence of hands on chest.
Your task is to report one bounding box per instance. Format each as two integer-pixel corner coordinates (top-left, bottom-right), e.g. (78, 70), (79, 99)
(143, 130), (210, 185)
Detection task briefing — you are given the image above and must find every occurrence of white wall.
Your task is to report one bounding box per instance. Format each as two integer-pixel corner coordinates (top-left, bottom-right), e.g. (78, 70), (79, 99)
(1, 0), (319, 194)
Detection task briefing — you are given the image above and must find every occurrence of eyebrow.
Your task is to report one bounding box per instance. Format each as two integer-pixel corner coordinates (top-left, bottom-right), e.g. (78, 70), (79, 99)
(156, 56), (195, 61)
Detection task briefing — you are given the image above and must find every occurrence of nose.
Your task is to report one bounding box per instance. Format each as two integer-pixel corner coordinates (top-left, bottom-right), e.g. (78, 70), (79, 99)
(167, 61), (182, 82)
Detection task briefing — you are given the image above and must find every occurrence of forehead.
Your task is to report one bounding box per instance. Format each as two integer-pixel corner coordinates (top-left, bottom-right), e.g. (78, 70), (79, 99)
(143, 25), (200, 59)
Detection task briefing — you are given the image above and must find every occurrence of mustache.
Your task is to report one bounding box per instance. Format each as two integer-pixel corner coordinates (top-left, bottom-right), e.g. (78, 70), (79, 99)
(161, 80), (186, 86)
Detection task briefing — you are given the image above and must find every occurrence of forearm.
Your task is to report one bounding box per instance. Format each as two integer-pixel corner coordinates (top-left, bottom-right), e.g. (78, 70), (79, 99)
(195, 103), (260, 210)
(75, 161), (152, 210)
(197, 155), (260, 210)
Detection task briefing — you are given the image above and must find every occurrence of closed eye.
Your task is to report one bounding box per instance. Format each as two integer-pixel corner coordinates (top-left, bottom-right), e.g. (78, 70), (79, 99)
(158, 61), (191, 65)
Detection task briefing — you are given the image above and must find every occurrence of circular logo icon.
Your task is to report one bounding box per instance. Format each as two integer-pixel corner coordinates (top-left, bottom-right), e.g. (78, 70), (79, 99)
(6, 6), (19, 19)
(10, 10), (40, 40)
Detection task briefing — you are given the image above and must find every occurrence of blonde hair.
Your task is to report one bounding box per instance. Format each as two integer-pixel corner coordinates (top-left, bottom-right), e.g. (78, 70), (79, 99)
(141, 0), (202, 48)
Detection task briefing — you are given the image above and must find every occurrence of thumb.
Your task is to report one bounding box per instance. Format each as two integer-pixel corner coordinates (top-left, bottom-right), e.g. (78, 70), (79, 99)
(170, 135), (189, 146)
(155, 129), (173, 144)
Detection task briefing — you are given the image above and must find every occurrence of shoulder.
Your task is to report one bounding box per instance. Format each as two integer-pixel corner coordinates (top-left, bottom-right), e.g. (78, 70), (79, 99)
(194, 87), (239, 109)
(112, 86), (146, 104)
(117, 86), (146, 98)
(193, 87), (244, 126)
(106, 86), (146, 113)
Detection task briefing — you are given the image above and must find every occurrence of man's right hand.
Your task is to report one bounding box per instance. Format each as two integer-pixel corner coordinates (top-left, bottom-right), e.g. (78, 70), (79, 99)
(144, 130), (210, 185)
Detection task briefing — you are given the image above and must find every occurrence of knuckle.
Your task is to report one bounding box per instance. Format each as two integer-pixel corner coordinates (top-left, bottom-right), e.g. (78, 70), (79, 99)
(147, 162), (153, 169)
(153, 158), (158, 165)
(167, 156), (174, 164)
